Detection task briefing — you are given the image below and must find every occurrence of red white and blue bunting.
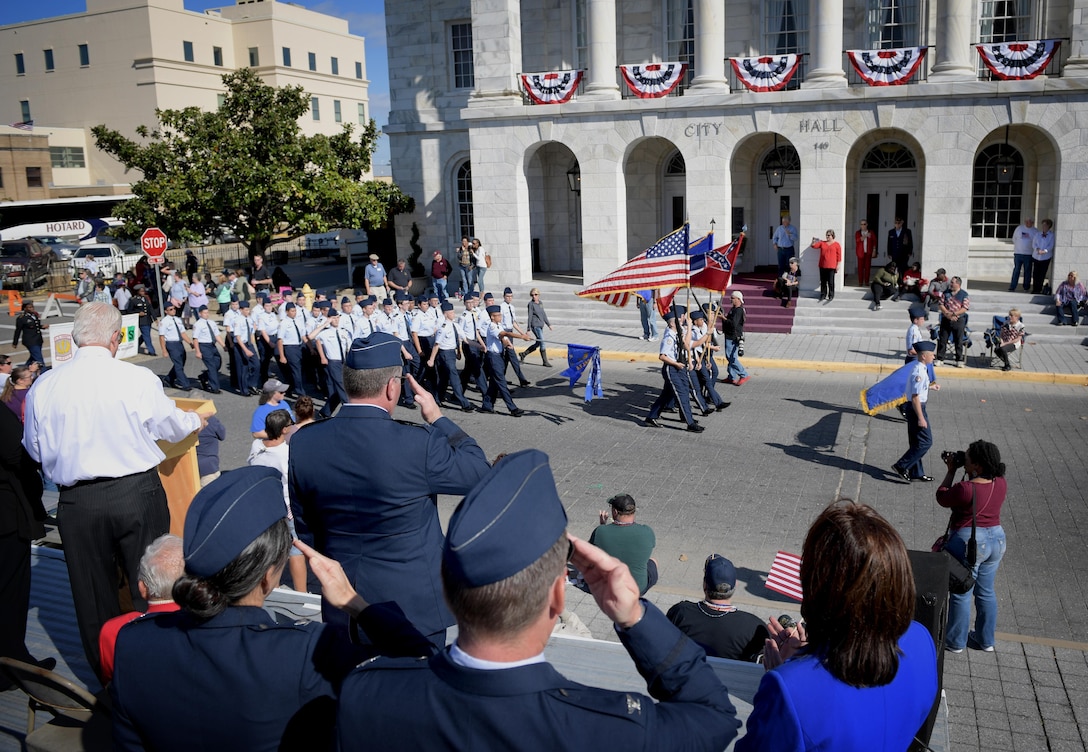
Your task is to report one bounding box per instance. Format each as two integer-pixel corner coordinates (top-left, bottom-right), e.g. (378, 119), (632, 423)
(730, 55), (802, 92)
(520, 70), (583, 104)
(847, 47), (927, 86)
(975, 40), (1061, 80)
(619, 63), (688, 98)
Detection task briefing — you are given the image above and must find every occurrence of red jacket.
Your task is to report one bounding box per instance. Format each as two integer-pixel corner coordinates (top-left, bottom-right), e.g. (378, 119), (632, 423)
(813, 240), (842, 270)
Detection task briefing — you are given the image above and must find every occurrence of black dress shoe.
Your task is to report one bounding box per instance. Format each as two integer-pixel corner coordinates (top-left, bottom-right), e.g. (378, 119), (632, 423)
(686, 422), (705, 433)
(400, 402), (418, 410)
(519, 381), (532, 388)
(701, 408), (714, 417)
(716, 402), (731, 411)
(891, 465), (911, 482)
(509, 408), (525, 417)
(208, 388), (221, 394)
(461, 405), (475, 412)
(478, 407), (495, 414)
(643, 418), (661, 428)
(541, 361), (552, 368)
(912, 475), (935, 482)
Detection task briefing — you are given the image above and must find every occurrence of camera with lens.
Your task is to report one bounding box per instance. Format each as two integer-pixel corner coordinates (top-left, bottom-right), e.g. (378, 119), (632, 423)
(941, 450), (966, 468)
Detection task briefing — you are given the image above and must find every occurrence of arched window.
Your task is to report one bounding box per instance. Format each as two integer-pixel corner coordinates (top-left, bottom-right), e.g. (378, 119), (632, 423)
(456, 161), (474, 240)
(860, 142), (917, 170)
(760, 143), (800, 173)
(665, 152), (686, 175)
(970, 144), (1023, 239)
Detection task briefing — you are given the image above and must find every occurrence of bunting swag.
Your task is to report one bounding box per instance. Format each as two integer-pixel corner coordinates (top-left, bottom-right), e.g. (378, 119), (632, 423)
(975, 40), (1061, 80)
(619, 63), (687, 98)
(847, 47), (927, 86)
(520, 70), (583, 104)
(730, 54), (802, 92)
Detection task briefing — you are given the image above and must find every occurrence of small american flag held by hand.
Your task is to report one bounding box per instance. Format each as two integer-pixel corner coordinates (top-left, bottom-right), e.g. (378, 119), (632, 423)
(766, 550), (803, 602)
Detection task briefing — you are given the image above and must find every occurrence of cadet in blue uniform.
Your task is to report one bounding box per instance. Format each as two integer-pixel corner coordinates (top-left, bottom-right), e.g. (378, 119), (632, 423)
(690, 309), (729, 412)
(428, 300), (473, 411)
(892, 340), (940, 482)
(158, 301), (193, 390)
(457, 293), (488, 395)
(479, 304), (532, 417)
(192, 305), (225, 394)
(644, 307), (704, 432)
(337, 450), (740, 752)
(276, 303), (307, 396)
(110, 466), (432, 752)
(314, 308), (351, 418)
(233, 300), (259, 396)
(289, 332), (491, 646)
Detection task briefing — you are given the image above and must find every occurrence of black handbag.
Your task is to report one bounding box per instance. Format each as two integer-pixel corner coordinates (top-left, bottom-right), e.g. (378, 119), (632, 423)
(938, 484), (979, 594)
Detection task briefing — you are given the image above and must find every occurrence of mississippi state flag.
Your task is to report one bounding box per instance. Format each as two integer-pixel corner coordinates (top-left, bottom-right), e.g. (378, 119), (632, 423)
(619, 63), (687, 98)
(520, 70), (583, 104)
(690, 233), (744, 293)
(847, 47), (927, 86)
(976, 40), (1061, 80)
(730, 55), (802, 92)
(766, 550), (803, 602)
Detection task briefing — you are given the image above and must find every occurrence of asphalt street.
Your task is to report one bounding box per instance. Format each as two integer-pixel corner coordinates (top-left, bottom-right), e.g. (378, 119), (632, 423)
(151, 353), (1088, 649)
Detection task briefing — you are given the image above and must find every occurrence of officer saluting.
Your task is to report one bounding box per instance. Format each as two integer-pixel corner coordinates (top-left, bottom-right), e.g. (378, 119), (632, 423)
(336, 450), (740, 751)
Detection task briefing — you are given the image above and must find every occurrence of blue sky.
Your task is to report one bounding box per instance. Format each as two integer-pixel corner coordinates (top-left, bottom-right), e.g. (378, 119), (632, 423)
(0, 0), (393, 172)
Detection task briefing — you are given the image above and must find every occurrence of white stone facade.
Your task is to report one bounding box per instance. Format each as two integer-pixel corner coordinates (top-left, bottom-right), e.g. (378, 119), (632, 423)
(0, 0), (370, 188)
(385, 0), (1088, 292)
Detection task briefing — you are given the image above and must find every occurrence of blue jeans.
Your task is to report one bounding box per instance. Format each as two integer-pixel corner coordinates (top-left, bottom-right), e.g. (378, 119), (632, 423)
(24, 344), (44, 367)
(1009, 254), (1032, 291)
(1056, 302), (1080, 326)
(432, 277), (448, 302)
(946, 525), (1006, 649)
(140, 325), (157, 356)
(724, 339), (747, 381)
(776, 247), (794, 276)
(639, 304), (657, 339)
(458, 265), (475, 296)
(475, 265), (487, 295)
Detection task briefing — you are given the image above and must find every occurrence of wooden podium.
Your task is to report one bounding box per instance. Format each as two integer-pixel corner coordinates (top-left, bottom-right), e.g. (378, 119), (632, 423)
(156, 397), (215, 536)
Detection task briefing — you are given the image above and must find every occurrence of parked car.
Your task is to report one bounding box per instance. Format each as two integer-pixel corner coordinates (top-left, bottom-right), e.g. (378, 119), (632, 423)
(1, 238), (52, 291)
(92, 234), (143, 254)
(69, 243), (142, 279)
(33, 235), (81, 260)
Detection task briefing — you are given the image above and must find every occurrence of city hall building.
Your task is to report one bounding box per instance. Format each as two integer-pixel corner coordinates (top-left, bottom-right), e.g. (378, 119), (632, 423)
(385, 1), (1088, 291)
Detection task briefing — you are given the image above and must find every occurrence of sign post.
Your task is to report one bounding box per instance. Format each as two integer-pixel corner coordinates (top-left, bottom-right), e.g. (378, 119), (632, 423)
(141, 228), (169, 322)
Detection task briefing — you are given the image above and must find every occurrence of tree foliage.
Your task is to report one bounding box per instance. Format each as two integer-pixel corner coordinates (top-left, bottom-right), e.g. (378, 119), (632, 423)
(92, 68), (414, 256)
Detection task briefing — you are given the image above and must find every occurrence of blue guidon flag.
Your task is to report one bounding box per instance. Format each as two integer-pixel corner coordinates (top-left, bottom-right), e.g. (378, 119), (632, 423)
(560, 344), (603, 402)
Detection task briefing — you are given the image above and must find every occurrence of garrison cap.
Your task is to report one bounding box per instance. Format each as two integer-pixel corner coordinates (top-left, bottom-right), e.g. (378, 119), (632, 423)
(485, 304), (501, 315)
(914, 340), (936, 353)
(183, 467), (286, 578)
(345, 332), (403, 370)
(239, 300), (251, 309)
(690, 309), (706, 320)
(382, 298), (393, 307)
(443, 450), (567, 588)
(441, 301), (455, 312)
(394, 291), (411, 303)
(483, 292), (494, 301)
(315, 300), (331, 310)
(196, 305), (208, 312)
(284, 302), (296, 311)
(503, 287), (513, 295)
(672, 304), (687, 316)
(909, 305), (926, 320)
(341, 296), (351, 305)
(327, 307), (340, 318)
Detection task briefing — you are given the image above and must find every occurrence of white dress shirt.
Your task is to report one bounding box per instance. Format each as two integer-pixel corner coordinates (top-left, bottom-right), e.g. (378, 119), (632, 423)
(23, 347), (201, 486)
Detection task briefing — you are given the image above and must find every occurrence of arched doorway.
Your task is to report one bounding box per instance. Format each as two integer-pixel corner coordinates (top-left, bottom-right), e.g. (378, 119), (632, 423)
(755, 140), (800, 270)
(525, 142), (581, 273)
(624, 137), (684, 257)
(663, 151), (687, 235)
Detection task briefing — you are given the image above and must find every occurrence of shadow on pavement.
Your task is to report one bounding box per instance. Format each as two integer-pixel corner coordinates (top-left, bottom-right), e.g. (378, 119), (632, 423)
(734, 566), (804, 606)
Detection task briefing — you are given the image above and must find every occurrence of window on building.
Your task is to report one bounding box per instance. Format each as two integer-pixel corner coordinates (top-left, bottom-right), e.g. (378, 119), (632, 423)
(26, 167), (43, 188)
(355, 61), (363, 79)
(311, 96), (320, 120)
(759, 143), (801, 174)
(44, 49), (54, 72)
(665, 152), (686, 175)
(308, 52), (317, 71)
(248, 47), (259, 67)
(762, 0), (809, 88)
(867, 0), (918, 47)
(217, 93), (226, 109)
(665, 0), (695, 88)
(456, 161), (474, 239)
(50, 146), (86, 168)
(451, 23), (475, 89)
(283, 47), (291, 67)
(183, 41), (194, 62)
(971, 143), (1023, 239)
(79, 44), (89, 66)
(15, 53), (25, 75)
(860, 142), (917, 170)
(331, 57), (339, 75)
(358, 102), (367, 124)
(333, 100), (342, 123)
(213, 46), (223, 67)
(20, 101), (31, 122)
(979, 0), (1031, 44)
(574, 0), (588, 72)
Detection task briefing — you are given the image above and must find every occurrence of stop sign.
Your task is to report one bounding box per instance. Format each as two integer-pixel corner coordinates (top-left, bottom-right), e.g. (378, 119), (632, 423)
(140, 227), (168, 259)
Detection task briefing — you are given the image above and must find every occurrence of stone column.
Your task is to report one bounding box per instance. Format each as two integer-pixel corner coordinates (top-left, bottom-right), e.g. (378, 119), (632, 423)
(688, 0), (728, 93)
(804, 0), (847, 88)
(929, 0), (975, 81)
(467, 0), (523, 107)
(582, 0), (620, 100)
(1064, 0), (1088, 77)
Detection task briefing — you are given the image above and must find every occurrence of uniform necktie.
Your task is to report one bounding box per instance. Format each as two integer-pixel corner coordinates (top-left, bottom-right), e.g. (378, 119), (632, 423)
(293, 322), (302, 344)
(336, 329), (344, 360)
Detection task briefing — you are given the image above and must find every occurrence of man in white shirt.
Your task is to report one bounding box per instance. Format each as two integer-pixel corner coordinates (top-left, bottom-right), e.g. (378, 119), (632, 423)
(1031, 218), (1056, 295)
(1009, 217), (1036, 292)
(22, 302), (207, 680)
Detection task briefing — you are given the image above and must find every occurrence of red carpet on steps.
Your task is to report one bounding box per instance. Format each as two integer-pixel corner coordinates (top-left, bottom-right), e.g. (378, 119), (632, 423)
(727, 273), (796, 334)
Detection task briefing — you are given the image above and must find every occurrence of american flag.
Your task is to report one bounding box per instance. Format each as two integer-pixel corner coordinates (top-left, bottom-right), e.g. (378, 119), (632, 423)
(9, 120), (34, 131)
(656, 232), (713, 314)
(765, 550), (803, 602)
(576, 225), (690, 301)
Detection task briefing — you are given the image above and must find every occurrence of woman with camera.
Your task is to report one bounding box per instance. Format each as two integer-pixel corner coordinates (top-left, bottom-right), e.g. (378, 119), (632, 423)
(936, 440), (1007, 653)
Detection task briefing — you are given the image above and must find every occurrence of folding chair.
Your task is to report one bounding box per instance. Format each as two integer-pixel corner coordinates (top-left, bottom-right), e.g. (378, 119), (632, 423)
(983, 315), (1029, 369)
(0, 657), (112, 752)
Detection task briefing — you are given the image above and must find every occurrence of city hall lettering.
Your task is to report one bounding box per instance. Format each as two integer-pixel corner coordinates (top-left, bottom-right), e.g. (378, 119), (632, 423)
(684, 123), (722, 137)
(799, 119), (844, 133)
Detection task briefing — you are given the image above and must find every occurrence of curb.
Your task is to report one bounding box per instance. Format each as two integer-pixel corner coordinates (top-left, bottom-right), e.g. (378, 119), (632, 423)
(598, 350), (1088, 387)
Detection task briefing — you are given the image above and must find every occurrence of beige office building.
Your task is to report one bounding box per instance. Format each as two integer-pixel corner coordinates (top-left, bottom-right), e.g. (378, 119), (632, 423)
(1, 0), (371, 195)
(385, 0), (1087, 290)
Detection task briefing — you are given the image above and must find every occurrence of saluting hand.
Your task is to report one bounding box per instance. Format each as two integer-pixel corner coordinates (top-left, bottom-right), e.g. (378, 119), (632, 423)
(406, 374), (441, 424)
(294, 540), (367, 616)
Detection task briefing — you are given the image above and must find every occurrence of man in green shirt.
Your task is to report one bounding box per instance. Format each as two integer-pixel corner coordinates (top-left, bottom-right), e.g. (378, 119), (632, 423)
(588, 494), (657, 594)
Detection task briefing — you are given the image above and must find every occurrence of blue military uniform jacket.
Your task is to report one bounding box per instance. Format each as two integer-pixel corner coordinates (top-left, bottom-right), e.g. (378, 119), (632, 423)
(110, 606), (364, 752)
(288, 404), (490, 636)
(336, 603), (740, 751)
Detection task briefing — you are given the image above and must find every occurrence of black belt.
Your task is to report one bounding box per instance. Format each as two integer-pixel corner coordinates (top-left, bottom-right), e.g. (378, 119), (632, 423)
(59, 467), (157, 493)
